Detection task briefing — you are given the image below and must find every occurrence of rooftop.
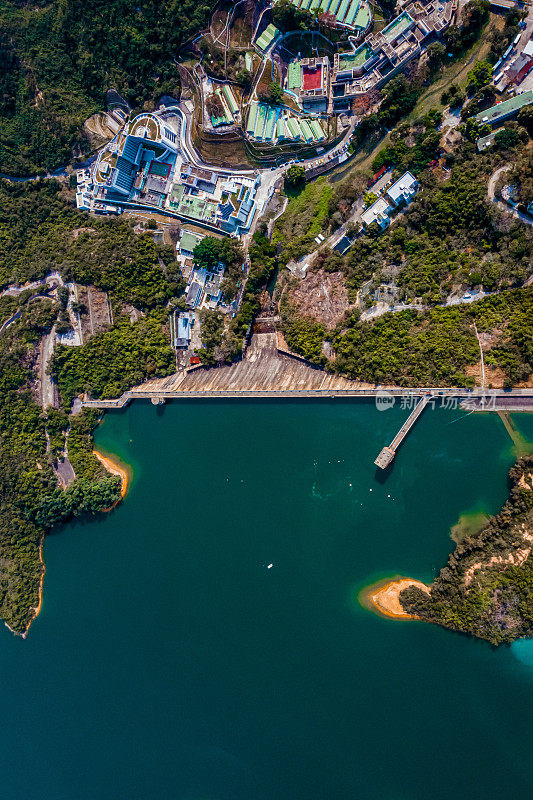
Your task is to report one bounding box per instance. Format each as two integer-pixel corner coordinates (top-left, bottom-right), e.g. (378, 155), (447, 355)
(303, 65), (322, 91)
(180, 232), (201, 253)
(387, 171), (417, 204)
(474, 91), (533, 125)
(361, 197), (392, 228)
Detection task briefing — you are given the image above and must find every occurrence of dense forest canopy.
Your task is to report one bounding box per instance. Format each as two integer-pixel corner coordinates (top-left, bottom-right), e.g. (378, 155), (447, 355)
(0, 0), (214, 174)
(0, 177), (189, 631)
(0, 179), (181, 306)
(401, 457), (533, 645)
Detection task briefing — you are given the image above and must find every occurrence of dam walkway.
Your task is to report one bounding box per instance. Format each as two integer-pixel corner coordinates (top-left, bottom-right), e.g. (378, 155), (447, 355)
(80, 333), (532, 412)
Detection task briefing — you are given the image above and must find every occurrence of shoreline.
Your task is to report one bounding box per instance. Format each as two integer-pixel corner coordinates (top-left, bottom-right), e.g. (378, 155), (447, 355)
(360, 577), (430, 620)
(93, 449), (130, 509)
(20, 536), (46, 638)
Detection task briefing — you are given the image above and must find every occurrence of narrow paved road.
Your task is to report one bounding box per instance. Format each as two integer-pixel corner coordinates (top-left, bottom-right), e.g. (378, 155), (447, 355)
(488, 165), (532, 226)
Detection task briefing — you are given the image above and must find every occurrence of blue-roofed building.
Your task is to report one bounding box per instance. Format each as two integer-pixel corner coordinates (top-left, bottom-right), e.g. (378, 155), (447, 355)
(92, 113), (179, 207)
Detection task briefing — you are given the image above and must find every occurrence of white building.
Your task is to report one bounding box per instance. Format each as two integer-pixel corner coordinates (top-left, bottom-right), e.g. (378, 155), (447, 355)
(361, 197), (392, 229)
(75, 169), (95, 211)
(386, 171), (418, 206)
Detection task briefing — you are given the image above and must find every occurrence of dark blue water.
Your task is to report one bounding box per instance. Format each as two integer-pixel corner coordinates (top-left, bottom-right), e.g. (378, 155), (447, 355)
(0, 401), (531, 800)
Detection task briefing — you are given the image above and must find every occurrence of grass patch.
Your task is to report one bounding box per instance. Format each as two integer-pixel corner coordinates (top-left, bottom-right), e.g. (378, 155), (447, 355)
(273, 179), (333, 264)
(407, 13), (503, 122)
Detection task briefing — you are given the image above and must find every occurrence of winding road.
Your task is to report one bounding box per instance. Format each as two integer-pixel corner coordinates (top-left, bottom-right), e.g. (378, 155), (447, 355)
(488, 164), (533, 226)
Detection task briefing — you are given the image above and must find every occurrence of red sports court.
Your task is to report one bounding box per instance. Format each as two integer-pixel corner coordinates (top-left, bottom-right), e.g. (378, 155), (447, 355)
(302, 65), (322, 91)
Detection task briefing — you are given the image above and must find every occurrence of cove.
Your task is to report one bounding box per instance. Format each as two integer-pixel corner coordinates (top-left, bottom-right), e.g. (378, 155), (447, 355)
(0, 400), (532, 800)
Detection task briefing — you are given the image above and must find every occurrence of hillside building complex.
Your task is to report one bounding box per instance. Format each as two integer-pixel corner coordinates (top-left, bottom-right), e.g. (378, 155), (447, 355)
(282, 0), (372, 33)
(247, 102), (327, 143)
(77, 112), (264, 236)
(251, 0), (456, 128)
(330, 0), (455, 110)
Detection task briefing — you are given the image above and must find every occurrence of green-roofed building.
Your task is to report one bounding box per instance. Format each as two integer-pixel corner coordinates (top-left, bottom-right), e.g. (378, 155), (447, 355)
(245, 52), (253, 72)
(299, 119), (314, 142)
(310, 0), (321, 11)
(353, 5), (370, 28)
(309, 119), (325, 140)
(344, 0), (361, 26)
(179, 231), (201, 254)
(288, 61), (302, 90)
(255, 24), (279, 53)
(223, 85), (239, 116)
(474, 91), (533, 126)
(328, 0), (342, 13)
(286, 117), (301, 139)
(178, 195), (217, 223)
(254, 103), (268, 139)
(247, 103), (258, 135)
(216, 90), (233, 124)
(264, 107), (277, 141)
(336, 0), (351, 23)
(319, 0), (331, 10)
(277, 117), (287, 139)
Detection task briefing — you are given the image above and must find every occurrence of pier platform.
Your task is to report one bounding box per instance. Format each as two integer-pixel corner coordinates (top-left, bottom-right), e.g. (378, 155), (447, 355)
(374, 396), (429, 469)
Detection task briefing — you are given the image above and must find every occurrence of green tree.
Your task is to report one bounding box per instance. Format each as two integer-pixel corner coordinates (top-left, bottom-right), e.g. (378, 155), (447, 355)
(517, 104), (533, 136)
(494, 127), (520, 150)
(235, 69), (252, 91)
(284, 164), (306, 189)
(466, 60), (492, 94)
(258, 81), (283, 105)
(272, 0), (313, 31)
(363, 191), (378, 206)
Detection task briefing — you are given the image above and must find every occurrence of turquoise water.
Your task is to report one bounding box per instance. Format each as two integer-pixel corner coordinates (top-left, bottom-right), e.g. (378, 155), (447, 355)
(1, 401), (532, 800)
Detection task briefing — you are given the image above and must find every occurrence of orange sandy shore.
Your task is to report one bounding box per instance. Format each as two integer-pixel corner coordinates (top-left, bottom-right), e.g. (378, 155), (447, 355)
(360, 577), (431, 620)
(93, 449), (130, 506)
(12, 453), (130, 637)
(19, 537), (46, 638)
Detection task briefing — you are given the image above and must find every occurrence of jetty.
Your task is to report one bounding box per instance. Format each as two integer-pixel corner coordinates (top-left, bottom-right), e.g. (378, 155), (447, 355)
(374, 396), (430, 469)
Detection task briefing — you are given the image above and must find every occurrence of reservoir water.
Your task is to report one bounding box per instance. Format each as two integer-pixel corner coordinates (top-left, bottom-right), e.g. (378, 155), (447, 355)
(1, 400), (532, 799)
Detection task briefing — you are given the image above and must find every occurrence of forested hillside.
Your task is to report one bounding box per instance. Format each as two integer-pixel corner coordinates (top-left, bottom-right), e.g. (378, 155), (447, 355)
(0, 180), (185, 632)
(401, 457), (533, 645)
(0, 0), (213, 175)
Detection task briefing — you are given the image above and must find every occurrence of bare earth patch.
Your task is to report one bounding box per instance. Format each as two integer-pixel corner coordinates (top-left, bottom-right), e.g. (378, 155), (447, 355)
(464, 524), (533, 587)
(290, 269), (352, 330)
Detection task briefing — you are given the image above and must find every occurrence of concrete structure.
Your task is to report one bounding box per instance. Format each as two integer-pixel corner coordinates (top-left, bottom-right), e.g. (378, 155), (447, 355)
(361, 197), (393, 229)
(361, 171), (418, 230)
(92, 113), (178, 209)
(286, 57), (330, 112)
(374, 396), (429, 468)
(173, 311), (194, 348)
(386, 171), (418, 206)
